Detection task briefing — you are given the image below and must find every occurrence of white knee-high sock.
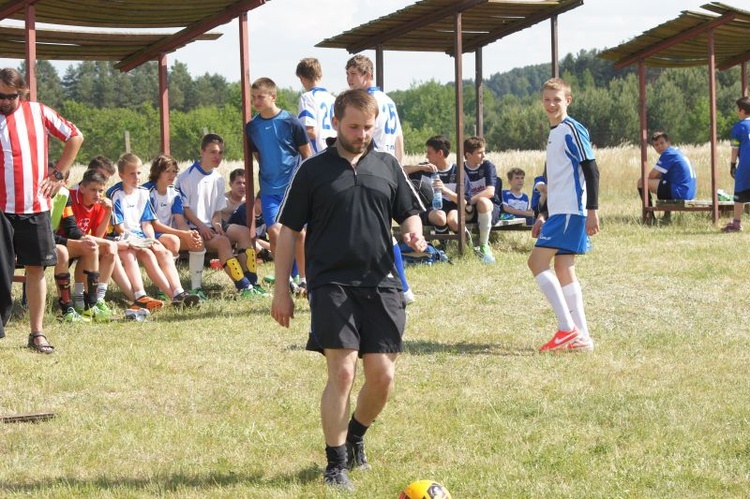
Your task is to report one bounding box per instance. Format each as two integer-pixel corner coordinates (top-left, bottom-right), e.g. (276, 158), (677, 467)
(562, 280), (589, 338)
(535, 270), (576, 332)
(478, 211), (492, 246)
(189, 250), (206, 290)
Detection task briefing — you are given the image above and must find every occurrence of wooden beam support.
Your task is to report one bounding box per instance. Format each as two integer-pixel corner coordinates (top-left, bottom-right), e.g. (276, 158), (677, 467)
(375, 45), (384, 90)
(550, 14), (559, 78)
(117, 0), (265, 72)
(346, 0), (487, 54)
(0, 0), (39, 21)
(239, 12), (256, 237)
(638, 60), (648, 222)
(25, 1), (36, 101)
(718, 49), (750, 71)
(614, 11), (736, 70)
(454, 12), (466, 255)
(158, 53), (170, 155)
(708, 29), (719, 224)
(475, 47), (483, 138)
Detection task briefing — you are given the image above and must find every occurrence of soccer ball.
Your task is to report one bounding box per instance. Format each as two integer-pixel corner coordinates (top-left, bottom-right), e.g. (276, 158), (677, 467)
(398, 480), (452, 499)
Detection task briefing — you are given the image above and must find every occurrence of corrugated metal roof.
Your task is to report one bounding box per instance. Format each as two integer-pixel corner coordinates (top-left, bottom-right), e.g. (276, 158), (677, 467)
(599, 2), (750, 69)
(316, 0), (583, 55)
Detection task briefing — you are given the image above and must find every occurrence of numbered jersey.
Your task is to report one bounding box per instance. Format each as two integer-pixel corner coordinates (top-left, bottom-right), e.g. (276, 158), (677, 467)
(298, 87), (336, 153)
(367, 87), (402, 157)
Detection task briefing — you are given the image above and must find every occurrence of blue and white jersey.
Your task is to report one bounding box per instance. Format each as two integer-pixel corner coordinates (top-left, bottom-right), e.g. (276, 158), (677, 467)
(367, 87), (402, 158)
(245, 110), (309, 196)
(731, 117), (750, 192)
(108, 182), (156, 238)
(546, 116), (595, 216)
(464, 160), (498, 200)
(142, 180), (184, 227)
(655, 146), (696, 200)
(298, 87), (336, 153)
(501, 190), (530, 212)
(173, 161), (226, 227)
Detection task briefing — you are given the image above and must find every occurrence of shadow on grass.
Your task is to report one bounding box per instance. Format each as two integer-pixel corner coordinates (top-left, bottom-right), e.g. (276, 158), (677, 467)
(286, 340), (535, 357)
(0, 465), (322, 494)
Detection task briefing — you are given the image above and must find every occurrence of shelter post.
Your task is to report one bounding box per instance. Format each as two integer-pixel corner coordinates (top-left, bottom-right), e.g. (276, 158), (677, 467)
(454, 12), (465, 254)
(25, 2), (37, 101)
(475, 48), (483, 137)
(708, 29), (719, 223)
(550, 15), (559, 78)
(375, 45), (384, 90)
(158, 53), (170, 155)
(742, 61), (748, 97)
(239, 12), (256, 234)
(638, 60), (648, 222)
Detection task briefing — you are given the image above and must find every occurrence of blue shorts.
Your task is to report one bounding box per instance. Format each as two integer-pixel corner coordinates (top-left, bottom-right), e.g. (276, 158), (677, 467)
(535, 213), (590, 255)
(260, 194), (283, 227)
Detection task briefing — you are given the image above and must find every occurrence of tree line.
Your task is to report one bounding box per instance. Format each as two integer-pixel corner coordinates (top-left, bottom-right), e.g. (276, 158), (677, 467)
(24, 50), (746, 163)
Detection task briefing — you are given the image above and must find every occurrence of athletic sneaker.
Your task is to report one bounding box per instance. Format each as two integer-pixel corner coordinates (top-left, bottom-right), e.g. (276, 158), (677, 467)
(478, 244), (496, 264)
(190, 288), (208, 301)
(295, 281), (308, 298)
(61, 307), (90, 323)
(722, 220), (742, 233)
(564, 335), (595, 352)
(240, 284), (270, 298)
(539, 327), (580, 352)
(323, 466), (354, 491)
(403, 288), (416, 305)
(263, 275), (275, 284)
(93, 300), (113, 321)
(130, 295), (164, 312)
(171, 291), (200, 307)
(346, 440), (371, 471)
(81, 303), (112, 323)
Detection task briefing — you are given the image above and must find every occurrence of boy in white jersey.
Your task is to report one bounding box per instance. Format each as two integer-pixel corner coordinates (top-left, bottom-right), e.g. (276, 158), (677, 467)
(528, 78), (600, 352)
(109, 154), (198, 308)
(296, 58), (336, 154)
(463, 136), (501, 264)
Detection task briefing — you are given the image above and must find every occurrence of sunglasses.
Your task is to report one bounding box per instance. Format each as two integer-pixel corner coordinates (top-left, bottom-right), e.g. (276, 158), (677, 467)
(0, 93), (19, 101)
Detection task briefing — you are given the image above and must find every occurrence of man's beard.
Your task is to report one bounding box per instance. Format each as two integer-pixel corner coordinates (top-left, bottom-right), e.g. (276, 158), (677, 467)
(338, 135), (371, 155)
(0, 101), (18, 116)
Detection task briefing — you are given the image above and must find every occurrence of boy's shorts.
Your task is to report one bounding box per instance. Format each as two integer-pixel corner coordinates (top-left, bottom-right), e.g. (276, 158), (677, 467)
(465, 202), (502, 225)
(306, 284), (405, 358)
(734, 188), (750, 203)
(657, 179), (672, 200)
(535, 213), (590, 255)
(7, 212), (57, 266)
(260, 194), (283, 227)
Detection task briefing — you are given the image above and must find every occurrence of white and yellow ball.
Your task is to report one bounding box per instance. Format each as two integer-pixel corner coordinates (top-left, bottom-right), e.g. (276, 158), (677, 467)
(398, 480), (452, 499)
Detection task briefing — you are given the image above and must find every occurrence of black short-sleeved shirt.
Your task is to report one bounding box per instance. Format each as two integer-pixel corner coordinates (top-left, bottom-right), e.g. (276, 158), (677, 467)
(278, 145), (423, 290)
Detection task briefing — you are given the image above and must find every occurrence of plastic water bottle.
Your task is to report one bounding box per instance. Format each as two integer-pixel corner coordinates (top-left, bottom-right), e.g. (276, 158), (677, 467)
(431, 173), (443, 210)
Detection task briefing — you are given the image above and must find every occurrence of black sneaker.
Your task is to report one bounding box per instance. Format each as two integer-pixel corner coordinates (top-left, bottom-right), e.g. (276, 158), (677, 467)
(346, 440), (371, 471)
(172, 291), (200, 307)
(323, 466), (354, 490)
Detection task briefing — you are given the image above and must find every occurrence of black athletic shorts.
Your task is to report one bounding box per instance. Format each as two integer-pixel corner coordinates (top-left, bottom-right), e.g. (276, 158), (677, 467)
(734, 188), (750, 203)
(656, 179), (672, 200)
(6, 212), (57, 267)
(306, 284), (405, 357)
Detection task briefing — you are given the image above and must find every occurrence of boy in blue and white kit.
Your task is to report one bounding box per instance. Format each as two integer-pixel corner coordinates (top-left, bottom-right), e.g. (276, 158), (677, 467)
(463, 136), (501, 264)
(528, 78), (600, 352)
(722, 96), (750, 233)
(246, 77), (312, 291)
(501, 167), (535, 225)
(296, 58), (336, 154)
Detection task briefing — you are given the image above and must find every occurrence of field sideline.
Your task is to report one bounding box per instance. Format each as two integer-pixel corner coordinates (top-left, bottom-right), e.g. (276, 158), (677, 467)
(1, 143), (749, 497)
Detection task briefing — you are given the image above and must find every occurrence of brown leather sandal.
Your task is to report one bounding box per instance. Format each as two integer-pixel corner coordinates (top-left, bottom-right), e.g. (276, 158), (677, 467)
(27, 333), (54, 354)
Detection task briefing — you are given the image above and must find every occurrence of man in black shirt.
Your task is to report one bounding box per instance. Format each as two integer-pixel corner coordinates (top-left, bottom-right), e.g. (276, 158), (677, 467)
(271, 89), (425, 491)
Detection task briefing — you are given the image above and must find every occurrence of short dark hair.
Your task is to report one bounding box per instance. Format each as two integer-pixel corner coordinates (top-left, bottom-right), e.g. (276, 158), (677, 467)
(737, 97), (750, 114)
(251, 77), (277, 94)
(87, 155), (115, 176)
(0, 67), (28, 96)
(201, 133), (224, 151)
(229, 167), (245, 183)
(80, 169), (107, 187)
(650, 131), (670, 144)
(426, 135), (450, 157)
(333, 89), (378, 121)
(506, 167), (526, 181)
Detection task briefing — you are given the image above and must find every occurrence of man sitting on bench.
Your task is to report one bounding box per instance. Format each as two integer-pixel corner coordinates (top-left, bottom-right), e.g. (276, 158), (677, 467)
(637, 131), (697, 224)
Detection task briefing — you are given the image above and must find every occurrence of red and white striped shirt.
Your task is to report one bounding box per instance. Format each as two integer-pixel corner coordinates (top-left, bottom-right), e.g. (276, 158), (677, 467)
(0, 101), (80, 214)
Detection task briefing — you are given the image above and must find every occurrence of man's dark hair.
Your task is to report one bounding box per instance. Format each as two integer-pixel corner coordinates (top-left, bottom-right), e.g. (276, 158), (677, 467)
(148, 154), (179, 183)
(333, 89), (378, 121)
(201, 133), (224, 151)
(0, 67), (27, 95)
(463, 136), (486, 156)
(87, 155), (115, 176)
(229, 167), (245, 183)
(650, 131), (670, 144)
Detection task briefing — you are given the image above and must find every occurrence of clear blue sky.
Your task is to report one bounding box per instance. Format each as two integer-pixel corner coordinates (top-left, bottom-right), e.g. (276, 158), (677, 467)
(0, 0), (723, 92)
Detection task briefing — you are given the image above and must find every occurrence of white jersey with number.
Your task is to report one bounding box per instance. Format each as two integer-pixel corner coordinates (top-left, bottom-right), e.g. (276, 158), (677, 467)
(297, 87), (336, 153)
(367, 86), (402, 158)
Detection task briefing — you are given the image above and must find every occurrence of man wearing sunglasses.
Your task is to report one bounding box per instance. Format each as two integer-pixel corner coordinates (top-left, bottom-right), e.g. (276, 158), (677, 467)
(0, 67), (83, 353)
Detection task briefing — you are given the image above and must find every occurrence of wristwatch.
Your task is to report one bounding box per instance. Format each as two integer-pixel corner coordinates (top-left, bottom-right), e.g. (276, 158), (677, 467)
(51, 169), (64, 181)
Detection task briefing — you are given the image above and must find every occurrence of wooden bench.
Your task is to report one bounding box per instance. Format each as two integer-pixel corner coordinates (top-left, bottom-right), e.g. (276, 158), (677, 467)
(423, 217), (531, 241)
(652, 199), (736, 213)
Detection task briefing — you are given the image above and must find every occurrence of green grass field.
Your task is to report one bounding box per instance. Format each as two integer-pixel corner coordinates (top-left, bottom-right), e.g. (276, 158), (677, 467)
(1, 144), (749, 497)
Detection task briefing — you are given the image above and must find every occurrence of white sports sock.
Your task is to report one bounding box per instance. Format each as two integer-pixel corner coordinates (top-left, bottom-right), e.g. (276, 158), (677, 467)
(172, 287), (185, 299)
(562, 280), (589, 338)
(478, 211), (492, 246)
(73, 282), (85, 310)
(189, 250), (206, 290)
(535, 270), (576, 332)
(96, 283), (108, 302)
(134, 290), (147, 300)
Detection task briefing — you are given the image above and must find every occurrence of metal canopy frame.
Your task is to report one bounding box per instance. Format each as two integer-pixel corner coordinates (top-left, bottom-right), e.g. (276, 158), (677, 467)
(317, 0), (583, 253)
(599, 2), (750, 224)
